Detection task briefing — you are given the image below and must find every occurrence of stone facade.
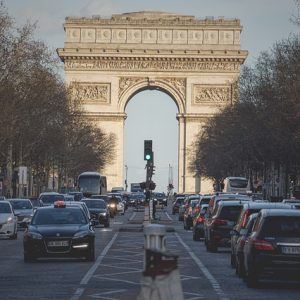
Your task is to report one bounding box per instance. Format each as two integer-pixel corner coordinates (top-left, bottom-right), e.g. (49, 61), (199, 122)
(57, 11), (248, 193)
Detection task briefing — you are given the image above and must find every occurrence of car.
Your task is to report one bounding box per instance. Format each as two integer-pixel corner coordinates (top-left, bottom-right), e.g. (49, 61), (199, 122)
(0, 200), (18, 239)
(80, 199), (110, 227)
(8, 198), (34, 228)
(172, 196), (185, 214)
(183, 199), (199, 230)
(282, 198), (300, 209)
(178, 204), (185, 221)
(64, 201), (91, 221)
(204, 200), (247, 252)
(192, 204), (209, 241)
(63, 194), (75, 202)
(38, 192), (65, 207)
(68, 192), (84, 202)
(153, 192), (167, 207)
(243, 209), (300, 287)
(233, 213), (258, 277)
(23, 201), (95, 262)
(115, 197), (125, 215)
(230, 201), (293, 268)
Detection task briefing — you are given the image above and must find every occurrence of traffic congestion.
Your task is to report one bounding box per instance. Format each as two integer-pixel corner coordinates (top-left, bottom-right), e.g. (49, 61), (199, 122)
(1, 179), (300, 299)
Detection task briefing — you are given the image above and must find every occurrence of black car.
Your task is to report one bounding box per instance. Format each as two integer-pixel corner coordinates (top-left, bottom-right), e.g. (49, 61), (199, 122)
(23, 202), (95, 262)
(230, 201), (292, 268)
(81, 199), (110, 227)
(243, 209), (300, 287)
(172, 197), (185, 214)
(204, 201), (246, 252)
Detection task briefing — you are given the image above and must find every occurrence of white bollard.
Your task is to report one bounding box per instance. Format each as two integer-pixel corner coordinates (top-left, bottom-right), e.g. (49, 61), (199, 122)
(138, 224), (184, 300)
(144, 224), (166, 251)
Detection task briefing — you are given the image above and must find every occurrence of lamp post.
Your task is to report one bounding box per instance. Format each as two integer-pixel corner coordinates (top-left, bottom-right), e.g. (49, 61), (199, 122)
(125, 165), (128, 191)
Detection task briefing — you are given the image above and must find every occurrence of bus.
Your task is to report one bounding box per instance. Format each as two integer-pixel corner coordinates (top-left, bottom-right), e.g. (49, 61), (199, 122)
(223, 176), (250, 194)
(78, 172), (107, 197)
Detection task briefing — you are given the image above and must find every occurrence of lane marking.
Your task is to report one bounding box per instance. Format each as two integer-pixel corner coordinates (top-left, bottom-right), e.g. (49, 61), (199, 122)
(165, 211), (173, 220)
(129, 211), (136, 221)
(175, 233), (230, 300)
(71, 232), (119, 300)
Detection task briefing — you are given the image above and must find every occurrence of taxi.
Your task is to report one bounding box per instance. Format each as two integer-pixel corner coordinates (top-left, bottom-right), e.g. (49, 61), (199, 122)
(23, 201), (95, 262)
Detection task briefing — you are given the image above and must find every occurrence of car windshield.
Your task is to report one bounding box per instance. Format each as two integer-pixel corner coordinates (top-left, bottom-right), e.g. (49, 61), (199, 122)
(262, 216), (300, 238)
(229, 179), (248, 188)
(10, 200), (32, 210)
(40, 195), (64, 204)
(219, 206), (243, 221)
(82, 200), (106, 209)
(32, 208), (87, 225)
(176, 198), (184, 204)
(0, 203), (11, 213)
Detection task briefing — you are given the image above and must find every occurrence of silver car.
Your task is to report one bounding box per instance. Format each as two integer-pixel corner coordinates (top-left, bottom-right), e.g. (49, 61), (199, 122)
(8, 199), (34, 228)
(0, 200), (18, 239)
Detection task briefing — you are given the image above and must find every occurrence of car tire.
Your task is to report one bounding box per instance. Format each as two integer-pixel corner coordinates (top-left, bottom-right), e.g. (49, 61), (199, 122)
(193, 232), (198, 241)
(230, 252), (236, 268)
(104, 221), (110, 228)
(86, 247), (95, 262)
(206, 241), (217, 252)
(10, 232), (17, 240)
(245, 268), (258, 288)
(24, 252), (35, 263)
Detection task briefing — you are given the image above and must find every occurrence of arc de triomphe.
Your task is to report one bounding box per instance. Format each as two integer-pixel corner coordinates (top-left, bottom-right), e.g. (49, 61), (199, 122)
(57, 11), (248, 193)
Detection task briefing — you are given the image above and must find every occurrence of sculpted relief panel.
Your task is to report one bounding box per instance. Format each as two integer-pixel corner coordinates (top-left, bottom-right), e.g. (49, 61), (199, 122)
(193, 84), (231, 104)
(65, 58), (240, 72)
(71, 82), (111, 104)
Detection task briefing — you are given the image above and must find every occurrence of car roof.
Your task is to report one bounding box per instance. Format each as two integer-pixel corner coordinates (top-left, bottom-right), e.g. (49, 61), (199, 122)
(260, 208), (300, 217)
(242, 202), (292, 209)
(218, 200), (248, 207)
(0, 200), (11, 205)
(7, 198), (31, 201)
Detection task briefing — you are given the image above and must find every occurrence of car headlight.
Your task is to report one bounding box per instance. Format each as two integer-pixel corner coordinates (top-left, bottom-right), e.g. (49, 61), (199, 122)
(109, 203), (116, 208)
(73, 231), (89, 239)
(99, 212), (106, 216)
(27, 232), (43, 239)
(7, 217), (13, 223)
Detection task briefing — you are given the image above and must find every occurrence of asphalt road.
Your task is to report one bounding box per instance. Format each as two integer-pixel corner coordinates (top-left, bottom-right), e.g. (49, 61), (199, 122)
(0, 203), (299, 300)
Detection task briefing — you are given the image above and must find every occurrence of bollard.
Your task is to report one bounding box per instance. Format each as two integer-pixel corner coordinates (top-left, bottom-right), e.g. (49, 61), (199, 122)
(138, 224), (184, 300)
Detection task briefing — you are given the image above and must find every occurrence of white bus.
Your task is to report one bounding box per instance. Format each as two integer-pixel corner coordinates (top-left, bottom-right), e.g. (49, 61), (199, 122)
(78, 172), (107, 197)
(223, 177), (250, 193)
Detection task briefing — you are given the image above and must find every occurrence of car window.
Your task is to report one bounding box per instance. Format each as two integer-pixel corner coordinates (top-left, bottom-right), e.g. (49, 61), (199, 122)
(32, 208), (87, 225)
(40, 194), (65, 204)
(82, 200), (106, 209)
(0, 203), (11, 213)
(262, 216), (300, 237)
(218, 206), (243, 221)
(10, 200), (32, 209)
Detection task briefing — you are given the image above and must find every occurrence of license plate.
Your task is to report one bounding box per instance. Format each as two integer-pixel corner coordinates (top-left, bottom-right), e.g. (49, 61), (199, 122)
(281, 246), (300, 254)
(48, 240), (69, 247)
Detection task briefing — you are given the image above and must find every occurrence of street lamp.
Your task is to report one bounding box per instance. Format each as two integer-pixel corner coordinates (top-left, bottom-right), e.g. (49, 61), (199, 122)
(125, 165), (128, 191)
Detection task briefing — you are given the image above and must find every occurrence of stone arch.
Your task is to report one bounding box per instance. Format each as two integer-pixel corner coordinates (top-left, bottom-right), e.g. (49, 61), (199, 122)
(57, 11), (248, 193)
(118, 77), (186, 114)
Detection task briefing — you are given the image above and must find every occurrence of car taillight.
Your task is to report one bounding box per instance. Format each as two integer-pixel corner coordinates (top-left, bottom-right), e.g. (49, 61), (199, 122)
(214, 219), (228, 225)
(241, 210), (250, 228)
(196, 216), (204, 223)
(253, 239), (274, 251)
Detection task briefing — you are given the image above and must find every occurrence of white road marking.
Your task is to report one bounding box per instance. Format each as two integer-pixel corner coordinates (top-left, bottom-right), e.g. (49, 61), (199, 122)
(90, 289), (127, 300)
(70, 232), (119, 300)
(165, 211), (173, 220)
(175, 233), (230, 300)
(129, 211), (136, 221)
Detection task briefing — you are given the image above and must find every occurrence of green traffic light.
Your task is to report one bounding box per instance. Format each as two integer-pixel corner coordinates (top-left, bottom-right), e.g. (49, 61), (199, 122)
(145, 154), (151, 160)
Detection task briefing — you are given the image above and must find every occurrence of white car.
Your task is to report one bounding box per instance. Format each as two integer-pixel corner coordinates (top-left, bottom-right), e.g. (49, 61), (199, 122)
(0, 200), (18, 239)
(116, 197), (125, 215)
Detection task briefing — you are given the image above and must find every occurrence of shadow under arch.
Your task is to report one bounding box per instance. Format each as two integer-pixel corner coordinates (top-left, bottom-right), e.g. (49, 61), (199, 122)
(118, 78), (186, 114)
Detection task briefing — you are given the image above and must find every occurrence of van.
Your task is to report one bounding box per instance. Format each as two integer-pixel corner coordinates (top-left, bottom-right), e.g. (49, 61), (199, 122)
(223, 177), (250, 193)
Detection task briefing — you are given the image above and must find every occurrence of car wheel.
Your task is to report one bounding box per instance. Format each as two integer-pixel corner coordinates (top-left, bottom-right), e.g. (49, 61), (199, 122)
(193, 232), (198, 241)
(10, 232), (17, 240)
(104, 221), (110, 228)
(245, 268), (258, 288)
(206, 241), (217, 252)
(24, 252), (35, 263)
(86, 246), (95, 262)
(230, 252), (236, 268)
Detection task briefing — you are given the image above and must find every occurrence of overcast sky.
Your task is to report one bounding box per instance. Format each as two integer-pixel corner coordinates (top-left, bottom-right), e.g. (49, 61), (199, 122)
(4, 0), (299, 192)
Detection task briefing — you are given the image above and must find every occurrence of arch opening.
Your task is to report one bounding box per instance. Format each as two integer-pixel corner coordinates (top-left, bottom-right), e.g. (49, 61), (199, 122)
(124, 89), (178, 193)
